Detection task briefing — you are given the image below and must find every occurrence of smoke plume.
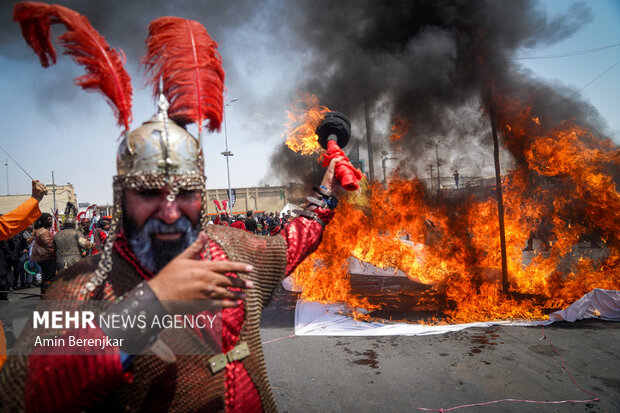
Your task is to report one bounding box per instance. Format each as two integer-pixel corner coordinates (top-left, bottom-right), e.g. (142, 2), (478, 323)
(268, 0), (608, 183)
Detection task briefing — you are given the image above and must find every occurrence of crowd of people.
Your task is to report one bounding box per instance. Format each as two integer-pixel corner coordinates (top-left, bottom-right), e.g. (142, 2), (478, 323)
(0, 210), (111, 297)
(211, 210), (295, 236)
(0, 180), (47, 299)
(2, 208), (297, 297)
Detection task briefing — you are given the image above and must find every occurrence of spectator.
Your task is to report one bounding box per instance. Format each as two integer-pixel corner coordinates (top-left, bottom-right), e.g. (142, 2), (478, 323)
(10, 229), (30, 288)
(259, 215), (268, 235)
(31, 213), (56, 294)
(268, 216), (282, 236)
(0, 238), (12, 300)
(244, 210), (258, 233)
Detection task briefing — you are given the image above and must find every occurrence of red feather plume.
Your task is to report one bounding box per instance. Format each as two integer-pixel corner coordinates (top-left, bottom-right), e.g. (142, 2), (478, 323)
(143, 17), (225, 133)
(13, 1), (133, 130)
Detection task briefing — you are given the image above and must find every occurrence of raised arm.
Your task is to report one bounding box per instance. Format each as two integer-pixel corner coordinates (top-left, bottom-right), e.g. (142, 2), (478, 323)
(282, 157), (345, 275)
(0, 180), (46, 240)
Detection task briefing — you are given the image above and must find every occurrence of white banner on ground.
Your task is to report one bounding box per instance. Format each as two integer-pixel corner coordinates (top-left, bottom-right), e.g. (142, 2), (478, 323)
(549, 289), (620, 322)
(293, 289), (619, 336)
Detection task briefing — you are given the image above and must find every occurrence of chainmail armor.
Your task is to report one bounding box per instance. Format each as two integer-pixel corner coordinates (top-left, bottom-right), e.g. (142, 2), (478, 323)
(0, 225), (288, 412)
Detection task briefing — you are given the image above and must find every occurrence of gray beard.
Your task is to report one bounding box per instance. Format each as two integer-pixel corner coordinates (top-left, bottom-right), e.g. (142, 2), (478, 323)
(127, 216), (199, 273)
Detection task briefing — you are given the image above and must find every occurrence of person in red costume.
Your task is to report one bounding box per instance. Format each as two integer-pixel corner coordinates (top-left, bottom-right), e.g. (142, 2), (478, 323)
(1, 5), (346, 412)
(230, 215), (248, 232)
(1, 152), (343, 412)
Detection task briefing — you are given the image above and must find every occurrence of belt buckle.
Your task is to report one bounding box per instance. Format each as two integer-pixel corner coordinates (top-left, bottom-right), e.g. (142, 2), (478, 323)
(208, 342), (251, 374)
(208, 353), (228, 374)
(227, 342), (250, 363)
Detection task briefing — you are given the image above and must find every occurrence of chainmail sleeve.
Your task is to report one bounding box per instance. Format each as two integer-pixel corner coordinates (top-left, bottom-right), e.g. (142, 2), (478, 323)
(0, 256), (129, 413)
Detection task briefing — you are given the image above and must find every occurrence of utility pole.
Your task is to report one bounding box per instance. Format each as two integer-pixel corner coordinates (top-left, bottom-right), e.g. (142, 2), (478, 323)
(381, 151), (397, 186)
(489, 97), (509, 295)
(364, 101), (375, 181)
(435, 141), (441, 196)
(428, 163), (434, 193)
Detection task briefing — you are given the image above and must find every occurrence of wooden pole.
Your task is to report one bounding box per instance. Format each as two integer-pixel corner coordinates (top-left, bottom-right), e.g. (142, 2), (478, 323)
(364, 101), (375, 181)
(488, 98), (510, 294)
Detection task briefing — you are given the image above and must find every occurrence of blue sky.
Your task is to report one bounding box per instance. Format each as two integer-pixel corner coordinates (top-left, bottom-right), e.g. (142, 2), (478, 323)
(517, 0), (620, 140)
(0, 0), (618, 205)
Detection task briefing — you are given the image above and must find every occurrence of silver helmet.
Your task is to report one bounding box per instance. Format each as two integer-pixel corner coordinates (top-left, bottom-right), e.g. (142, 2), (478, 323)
(115, 94), (205, 200)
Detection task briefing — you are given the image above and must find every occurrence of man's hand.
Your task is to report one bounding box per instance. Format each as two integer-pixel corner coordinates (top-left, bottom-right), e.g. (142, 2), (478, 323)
(320, 156), (346, 198)
(31, 179), (47, 201)
(148, 231), (253, 307)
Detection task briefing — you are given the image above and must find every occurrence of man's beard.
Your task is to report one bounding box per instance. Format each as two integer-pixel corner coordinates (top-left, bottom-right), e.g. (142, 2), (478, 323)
(126, 216), (199, 273)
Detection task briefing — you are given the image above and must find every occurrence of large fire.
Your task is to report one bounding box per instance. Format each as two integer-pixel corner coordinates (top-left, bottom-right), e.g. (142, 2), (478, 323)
(285, 95), (619, 324)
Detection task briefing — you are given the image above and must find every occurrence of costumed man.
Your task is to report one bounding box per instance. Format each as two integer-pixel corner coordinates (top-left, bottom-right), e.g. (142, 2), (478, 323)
(53, 218), (94, 272)
(91, 218), (109, 254)
(1, 5), (347, 412)
(80, 218), (91, 237)
(217, 212), (230, 226)
(230, 215), (248, 231)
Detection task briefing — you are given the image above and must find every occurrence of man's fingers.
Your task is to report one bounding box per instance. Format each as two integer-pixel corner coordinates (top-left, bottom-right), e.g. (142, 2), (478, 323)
(200, 285), (246, 301)
(221, 299), (243, 309)
(203, 260), (254, 276)
(224, 275), (253, 290)
(177, 231), (209, 260)
(198, 271), (253, 290)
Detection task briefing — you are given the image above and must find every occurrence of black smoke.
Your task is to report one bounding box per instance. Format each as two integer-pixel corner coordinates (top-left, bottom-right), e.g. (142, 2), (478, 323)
(0, 0), (611, 185)
(0, 0), (271, 119)
(268, 0), (609, 183)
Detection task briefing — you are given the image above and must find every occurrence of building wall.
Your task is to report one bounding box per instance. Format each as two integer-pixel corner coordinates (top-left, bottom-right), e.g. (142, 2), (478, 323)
(0, 183), (310, 219)
(205, 184), (308, 215)
(0, 183), (77, 217)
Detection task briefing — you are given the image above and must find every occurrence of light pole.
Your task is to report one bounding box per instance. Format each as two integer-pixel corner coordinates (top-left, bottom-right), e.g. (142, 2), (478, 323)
(222, 98), (238, 216)
(428, 163), (434, 192)
(381, 150), (397, 186)
(435, 141), (441, 196)
(4, 159), (8, 195)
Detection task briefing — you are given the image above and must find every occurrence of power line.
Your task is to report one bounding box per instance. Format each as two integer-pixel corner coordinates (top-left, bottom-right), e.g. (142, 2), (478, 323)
(515, 42), (620, 60)
(572, 58), (620, 97)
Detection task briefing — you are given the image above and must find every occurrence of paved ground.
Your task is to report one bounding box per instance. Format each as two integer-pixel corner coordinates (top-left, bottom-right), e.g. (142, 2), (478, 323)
(260, 287), (620, 413)
(3, 285), (618, 412)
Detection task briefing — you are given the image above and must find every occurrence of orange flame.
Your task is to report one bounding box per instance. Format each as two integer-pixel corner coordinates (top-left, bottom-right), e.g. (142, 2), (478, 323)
(283, 94), (332, 155)
(291, 98), (619, 324)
